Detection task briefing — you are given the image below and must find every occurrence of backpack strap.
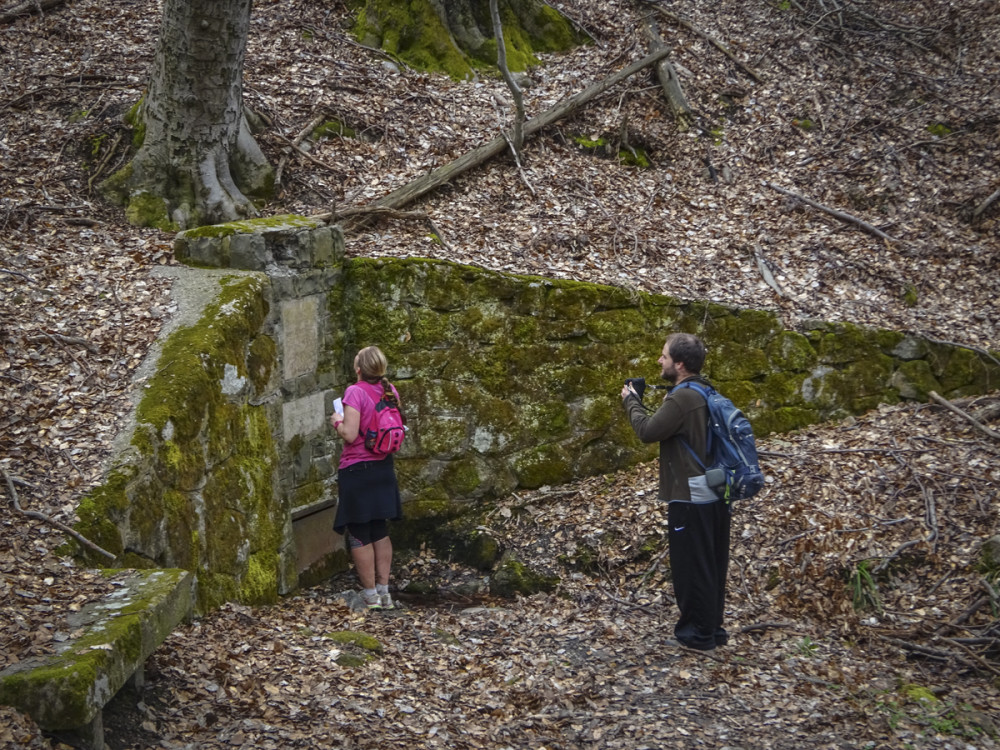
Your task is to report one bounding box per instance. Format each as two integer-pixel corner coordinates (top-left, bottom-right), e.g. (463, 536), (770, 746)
(671, 381), (713, 468)
(357, 379), (405, 420)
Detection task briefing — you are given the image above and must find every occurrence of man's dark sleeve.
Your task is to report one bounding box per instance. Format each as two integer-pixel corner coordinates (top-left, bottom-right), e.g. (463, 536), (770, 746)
(624, 394), (686, 444)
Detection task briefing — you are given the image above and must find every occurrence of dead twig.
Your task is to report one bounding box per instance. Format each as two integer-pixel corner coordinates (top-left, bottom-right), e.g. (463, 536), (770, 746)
(31, 330), (94, 376)
(644, 3), (764, 83)
(972, 186), (1000, 223)
(738, 621), (798, 634)
(0, 0), (64, 24)
(753, 244), (786, 298)
(272, 126), (340, 177)
(763, 181), (902, 244)
(918, 336), (1000, 369)
(26, 331), (99, 353)
(275, 112), (329, 188)
(491, 0), (524, 156)
(86, 131), (123, 194)
(1, 267), (35, 283)
(929, 390), (1000, 440)
(640, 13), (693, 130)
(1, 465), (116, 561)
(632, 545), (670, 600)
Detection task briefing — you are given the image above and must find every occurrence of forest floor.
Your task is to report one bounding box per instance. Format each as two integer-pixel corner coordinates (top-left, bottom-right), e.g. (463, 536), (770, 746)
(1, 0), (999, 747)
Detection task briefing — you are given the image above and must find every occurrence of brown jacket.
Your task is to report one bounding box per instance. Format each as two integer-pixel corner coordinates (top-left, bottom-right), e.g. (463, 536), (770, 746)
(624, 376), (713, 502)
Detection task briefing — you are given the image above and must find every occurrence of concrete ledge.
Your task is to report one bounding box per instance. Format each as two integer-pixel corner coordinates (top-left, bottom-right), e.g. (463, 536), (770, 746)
(0, 569), (194, 744)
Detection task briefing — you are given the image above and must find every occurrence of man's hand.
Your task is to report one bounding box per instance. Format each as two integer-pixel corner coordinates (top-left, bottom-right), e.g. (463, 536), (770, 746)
(621, 383), (636, 401)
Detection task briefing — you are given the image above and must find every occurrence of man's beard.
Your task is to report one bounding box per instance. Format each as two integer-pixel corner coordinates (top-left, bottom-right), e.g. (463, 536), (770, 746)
(661, 365), (678, 383)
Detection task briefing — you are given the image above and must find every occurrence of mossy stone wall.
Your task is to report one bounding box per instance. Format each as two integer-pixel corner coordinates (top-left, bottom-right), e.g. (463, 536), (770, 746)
(341, 258), (1000, 521)
(76, 223), (999, 610)
(76, 218), (346, 612)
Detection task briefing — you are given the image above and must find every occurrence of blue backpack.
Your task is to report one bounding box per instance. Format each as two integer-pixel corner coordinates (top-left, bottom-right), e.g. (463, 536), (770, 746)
(674, 381), (765, 502)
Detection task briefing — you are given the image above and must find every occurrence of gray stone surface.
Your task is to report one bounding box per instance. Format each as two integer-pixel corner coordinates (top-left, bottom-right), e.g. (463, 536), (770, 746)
(282, 391), (329, 442)
(281, 295), (320, 381)
(0, 569), (194, 734)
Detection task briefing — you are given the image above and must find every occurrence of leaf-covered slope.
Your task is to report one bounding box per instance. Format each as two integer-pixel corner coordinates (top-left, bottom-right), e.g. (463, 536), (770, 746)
(1, 0), (999, 745)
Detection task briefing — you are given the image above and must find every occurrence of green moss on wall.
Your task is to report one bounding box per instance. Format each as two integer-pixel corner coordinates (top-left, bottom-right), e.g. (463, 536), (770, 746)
(891, 359), (942, 400)
(512, 443), (573, 488)
(767, 331), (817, 371)
(247, 335), (277, 392)
(707, 342), (771, 381)
(74, 273), (282, 611)
(441, 457), (482, 495)
(816, 323), (874, 364)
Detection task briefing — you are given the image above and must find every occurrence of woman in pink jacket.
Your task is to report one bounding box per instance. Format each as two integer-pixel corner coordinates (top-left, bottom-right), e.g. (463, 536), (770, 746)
(330, 346), (403, 610)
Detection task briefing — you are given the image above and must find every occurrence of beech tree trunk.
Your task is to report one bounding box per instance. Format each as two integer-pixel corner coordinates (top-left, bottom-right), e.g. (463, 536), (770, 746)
(110, 0), (273, 230)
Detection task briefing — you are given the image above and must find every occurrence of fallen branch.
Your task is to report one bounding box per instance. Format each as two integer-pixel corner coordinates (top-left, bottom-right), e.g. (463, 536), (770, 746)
(640, 14), (693, 130)
(0, 0), (64, 24)
(972, 185), (1000, 223)
(644, 3), (764, 83)
(2, 465), (116, 561)
(753, 244), (786, 298)
(764, 181), (902, 243)
(928, 390), (1000, 440)
(275, 112), (329, 188)
(322, 46), (674, 231)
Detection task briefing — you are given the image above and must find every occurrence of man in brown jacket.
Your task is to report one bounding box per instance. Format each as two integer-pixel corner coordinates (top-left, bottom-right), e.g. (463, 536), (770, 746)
(621, 333), (730, 651)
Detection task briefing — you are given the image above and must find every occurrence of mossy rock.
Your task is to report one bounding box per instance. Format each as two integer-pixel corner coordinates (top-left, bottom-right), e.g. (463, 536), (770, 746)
(980, 535), (1000, 577)
(449, 527), (503, 571)
(352, 0), (583, 81)
(328, 630), (383, 653)
(889, 359), (942, 400)
(766, 331), (818, 371)
(490, 552), (559, 597)
(327, 630), (383, 667)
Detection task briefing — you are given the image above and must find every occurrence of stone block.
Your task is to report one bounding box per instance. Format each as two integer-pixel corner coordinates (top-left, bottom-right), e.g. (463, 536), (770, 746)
(281, 296), (320, 381)
(282, 392), (328, 441)
(0, 569), (194, 738)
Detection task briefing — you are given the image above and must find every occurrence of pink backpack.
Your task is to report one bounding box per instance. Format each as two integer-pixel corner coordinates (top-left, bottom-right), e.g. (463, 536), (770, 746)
(358, 381), (406, 456)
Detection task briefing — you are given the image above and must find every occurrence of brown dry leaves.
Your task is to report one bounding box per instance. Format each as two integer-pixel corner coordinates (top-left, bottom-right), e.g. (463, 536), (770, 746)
(128, 395), (1000, 750)
(2, 0), (1000, 746)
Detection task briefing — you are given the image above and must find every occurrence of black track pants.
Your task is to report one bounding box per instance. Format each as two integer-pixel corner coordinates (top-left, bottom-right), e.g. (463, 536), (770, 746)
(667, 498), (731, 650)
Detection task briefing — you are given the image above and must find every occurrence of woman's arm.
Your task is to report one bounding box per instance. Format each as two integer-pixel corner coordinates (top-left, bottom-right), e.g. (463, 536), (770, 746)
(333, 404), (362, 444)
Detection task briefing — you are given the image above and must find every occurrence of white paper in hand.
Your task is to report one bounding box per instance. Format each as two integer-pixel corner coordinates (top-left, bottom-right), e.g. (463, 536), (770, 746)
(333, 397), (343, 414)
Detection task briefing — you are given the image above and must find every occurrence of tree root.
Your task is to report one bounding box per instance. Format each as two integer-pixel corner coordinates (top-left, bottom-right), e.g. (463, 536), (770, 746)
(2, 465), (116, 561)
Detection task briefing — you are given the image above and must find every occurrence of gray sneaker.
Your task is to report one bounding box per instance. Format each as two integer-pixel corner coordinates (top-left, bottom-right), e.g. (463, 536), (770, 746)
(379, 592), (395, 610)
(362, 591), (382, 610)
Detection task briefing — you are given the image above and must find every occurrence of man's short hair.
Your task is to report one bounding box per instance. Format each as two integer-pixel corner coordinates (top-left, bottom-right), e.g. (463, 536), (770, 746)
(666, 333), (706, 373)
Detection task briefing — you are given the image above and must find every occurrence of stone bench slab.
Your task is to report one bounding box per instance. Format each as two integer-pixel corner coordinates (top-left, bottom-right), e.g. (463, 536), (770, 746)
(0, 568), (194, 743)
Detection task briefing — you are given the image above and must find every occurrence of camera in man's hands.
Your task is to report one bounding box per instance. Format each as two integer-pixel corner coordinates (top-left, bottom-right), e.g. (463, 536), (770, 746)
(625, 377), (647, 400)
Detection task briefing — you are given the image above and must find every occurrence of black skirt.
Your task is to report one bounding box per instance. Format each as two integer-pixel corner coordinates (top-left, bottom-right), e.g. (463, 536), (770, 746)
(333, 456), (403, 532)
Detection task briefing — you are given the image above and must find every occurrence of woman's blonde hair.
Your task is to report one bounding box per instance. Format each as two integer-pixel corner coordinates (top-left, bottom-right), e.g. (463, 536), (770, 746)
(355, 346), (388, 382)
